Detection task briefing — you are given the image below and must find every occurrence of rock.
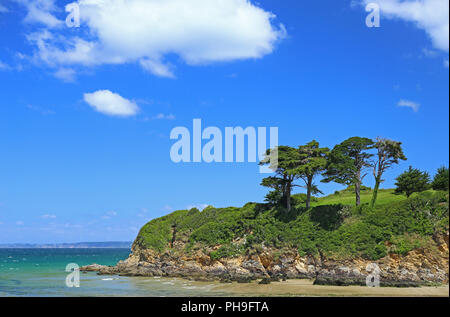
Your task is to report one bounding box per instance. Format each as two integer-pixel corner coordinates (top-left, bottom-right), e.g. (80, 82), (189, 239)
(79, 233), (449, 287)
(258, 277), (272, 284)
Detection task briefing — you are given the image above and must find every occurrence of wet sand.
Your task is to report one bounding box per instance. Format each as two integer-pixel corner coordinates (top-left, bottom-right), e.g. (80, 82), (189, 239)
(212, 279), (449, 297)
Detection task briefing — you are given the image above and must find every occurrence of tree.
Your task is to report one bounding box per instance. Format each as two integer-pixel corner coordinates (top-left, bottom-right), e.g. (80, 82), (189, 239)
(370, 137), (407, 207)
(322, 137), (374, 206)
(292, 140), (329, 208)
(394, 166), (430, 197)
(260, 146), (300, 212)
(432, 166), (449, 191)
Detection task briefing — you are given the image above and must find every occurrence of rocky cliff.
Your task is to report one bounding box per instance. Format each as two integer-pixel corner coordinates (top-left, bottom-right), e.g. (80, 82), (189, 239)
(81, 231), (448, 286)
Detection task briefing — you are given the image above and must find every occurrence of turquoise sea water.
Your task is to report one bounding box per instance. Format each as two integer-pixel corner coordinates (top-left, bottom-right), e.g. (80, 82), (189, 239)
(0, 248), (230, 297)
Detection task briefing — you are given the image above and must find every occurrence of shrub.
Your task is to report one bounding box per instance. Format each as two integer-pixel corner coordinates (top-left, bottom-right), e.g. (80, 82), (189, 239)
(432, 166), (449, 191)
(394, 166), (430, 197)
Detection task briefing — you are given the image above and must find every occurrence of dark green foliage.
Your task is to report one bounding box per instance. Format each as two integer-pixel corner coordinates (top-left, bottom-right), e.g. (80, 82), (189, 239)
(260, 142), (328, 211)
(322, 137), (374, 206)
(394, 166), (430, 197)
(432, 166), (449, 191)
(259, 146), (300, 211)
(294, 140), (329, 208)
(263, 187), (284, 206)
(309, 205), (346, 230)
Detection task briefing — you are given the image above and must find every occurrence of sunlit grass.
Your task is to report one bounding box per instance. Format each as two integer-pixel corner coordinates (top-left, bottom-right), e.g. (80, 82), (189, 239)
(312, 189), (404, 207)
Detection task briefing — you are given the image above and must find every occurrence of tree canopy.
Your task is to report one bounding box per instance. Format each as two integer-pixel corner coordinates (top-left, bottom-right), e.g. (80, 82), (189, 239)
(432, 166), (449, 191)
(370, 137), (407, 207)
(292, 140), (329, 208)
(394, 166), (430, 197)
(322, 137), (374, 206)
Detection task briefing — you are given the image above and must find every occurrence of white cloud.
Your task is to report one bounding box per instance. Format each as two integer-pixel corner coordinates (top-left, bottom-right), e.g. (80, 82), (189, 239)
(444, 59), (449, 67)
(20, 0), (286, 78)
(362, 0), (449, 52)
(53, 68), (76, 82)
(140, 59), (175, 78)
(398, 99), (420, 112)
(83, 90), (140, 117)
(17, 0), (63, 28)
(422, 48), (439, 57)
(16, 221), (24, 226)
(41, 214), (56, 219)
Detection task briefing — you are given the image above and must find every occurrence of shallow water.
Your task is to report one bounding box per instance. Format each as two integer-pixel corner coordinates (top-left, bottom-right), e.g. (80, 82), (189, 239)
(0, 248), (231, 297)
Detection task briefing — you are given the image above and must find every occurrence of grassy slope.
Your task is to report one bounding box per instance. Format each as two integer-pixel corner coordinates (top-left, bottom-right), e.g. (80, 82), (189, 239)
(312, 189), (406, 207)
(134, 189), (449, 262)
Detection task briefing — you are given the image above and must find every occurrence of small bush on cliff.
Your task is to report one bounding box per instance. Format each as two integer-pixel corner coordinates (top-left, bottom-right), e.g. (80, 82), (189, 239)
(210, 244), (245, 260)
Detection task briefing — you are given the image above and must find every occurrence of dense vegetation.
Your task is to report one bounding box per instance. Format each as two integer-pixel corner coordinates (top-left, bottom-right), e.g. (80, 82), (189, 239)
(134, 189), (448, 261)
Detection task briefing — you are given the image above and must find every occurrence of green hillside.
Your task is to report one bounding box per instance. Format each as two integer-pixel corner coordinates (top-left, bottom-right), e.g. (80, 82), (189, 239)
(311, 188), (406, 207)
(134, 190), (449, 262)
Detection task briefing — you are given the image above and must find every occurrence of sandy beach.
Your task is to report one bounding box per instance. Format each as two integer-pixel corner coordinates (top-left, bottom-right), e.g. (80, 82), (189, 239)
(212, 279), (449, 297)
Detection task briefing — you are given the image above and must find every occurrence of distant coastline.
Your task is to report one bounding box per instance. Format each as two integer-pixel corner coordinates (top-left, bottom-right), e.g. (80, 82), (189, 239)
(0, 241), (132, 249)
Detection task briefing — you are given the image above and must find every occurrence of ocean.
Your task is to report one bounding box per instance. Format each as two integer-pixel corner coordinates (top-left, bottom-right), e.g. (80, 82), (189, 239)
(0, 248), (230, 297)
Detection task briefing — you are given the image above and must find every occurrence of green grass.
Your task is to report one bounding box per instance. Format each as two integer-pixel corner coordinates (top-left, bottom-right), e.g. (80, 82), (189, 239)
(312, 188), (404, 206)
(134, 190), (449, 262)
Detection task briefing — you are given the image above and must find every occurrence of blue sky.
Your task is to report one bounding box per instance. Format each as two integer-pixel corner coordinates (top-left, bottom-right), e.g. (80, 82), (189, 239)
(0, 0), (448, 243)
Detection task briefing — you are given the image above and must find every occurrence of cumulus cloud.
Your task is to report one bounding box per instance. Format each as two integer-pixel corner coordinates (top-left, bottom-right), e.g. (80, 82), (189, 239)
(398, 99), (420, 112)
(83, 90), (140, 117)
(19, 0), (286, 78)
(362, 0), (449, 52)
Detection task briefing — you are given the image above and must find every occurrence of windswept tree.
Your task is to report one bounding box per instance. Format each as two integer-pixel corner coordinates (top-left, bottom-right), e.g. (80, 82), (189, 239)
(260, 146), (300, 212)
(370, 137), (407, 207)
(394, 166), (430, 197)
(322, 137), (374, 206)
(292, 140), (329, 209)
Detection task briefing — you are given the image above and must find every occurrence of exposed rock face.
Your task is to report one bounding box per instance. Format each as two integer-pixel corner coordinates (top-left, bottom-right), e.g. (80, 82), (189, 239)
(81, 232), (449, 287)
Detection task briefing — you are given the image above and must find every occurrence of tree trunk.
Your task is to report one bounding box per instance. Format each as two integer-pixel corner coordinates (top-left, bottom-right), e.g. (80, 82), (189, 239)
(355, 181), (361, 206)
(286, 184), (291, 212)
(306, 176), (313, 209)
(355, 169), (362, 206)
(370, 176), (381, 208)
